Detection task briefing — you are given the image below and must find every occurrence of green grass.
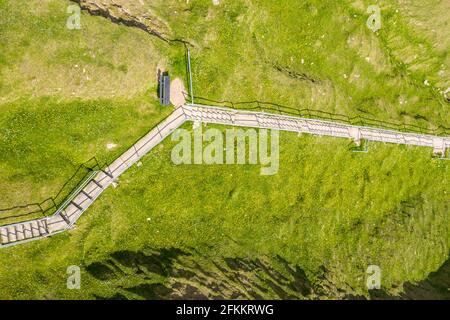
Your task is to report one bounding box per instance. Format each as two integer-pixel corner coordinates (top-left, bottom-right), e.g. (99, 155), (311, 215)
(0, 0), (170, 102)
(0, 0), (172, 216)
(0, 125), (448, 298)
(157, 0), (449, 131)
(0, 95), (170, 218)
(0, 0), (448, 299)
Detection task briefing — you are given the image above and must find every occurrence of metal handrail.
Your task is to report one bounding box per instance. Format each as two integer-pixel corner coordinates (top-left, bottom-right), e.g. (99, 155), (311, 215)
(53, 170), (99, 219)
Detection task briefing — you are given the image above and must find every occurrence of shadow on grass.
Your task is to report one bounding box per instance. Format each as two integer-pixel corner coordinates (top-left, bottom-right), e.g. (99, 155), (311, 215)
(0, 157), (103, 223)
(86, 247), (450, 300)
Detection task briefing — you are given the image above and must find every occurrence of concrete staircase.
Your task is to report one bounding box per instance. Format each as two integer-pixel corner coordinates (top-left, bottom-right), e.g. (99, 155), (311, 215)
(1, 104), (448, 249)
(0, 106), (187, 248)
(0, 219), (49, 247)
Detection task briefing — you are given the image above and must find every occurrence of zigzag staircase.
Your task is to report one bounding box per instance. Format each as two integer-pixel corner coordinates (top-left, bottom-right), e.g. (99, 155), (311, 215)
(1, 104), (449, 248)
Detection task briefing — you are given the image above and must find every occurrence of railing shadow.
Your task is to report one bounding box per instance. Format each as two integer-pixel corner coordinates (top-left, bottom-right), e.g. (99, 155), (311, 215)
(0, 109), (179, 225)
(0, 157), (103, 223)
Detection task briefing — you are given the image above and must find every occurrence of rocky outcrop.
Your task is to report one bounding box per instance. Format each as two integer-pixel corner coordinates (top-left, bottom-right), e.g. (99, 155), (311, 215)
(70, 0), (172, 42)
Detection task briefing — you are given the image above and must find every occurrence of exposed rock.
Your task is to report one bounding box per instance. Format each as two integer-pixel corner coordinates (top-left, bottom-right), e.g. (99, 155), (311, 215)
(70, 0), (173, 42)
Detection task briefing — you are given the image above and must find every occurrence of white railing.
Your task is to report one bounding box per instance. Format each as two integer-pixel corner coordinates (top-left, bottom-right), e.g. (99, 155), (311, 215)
(183, 104), (450, 151)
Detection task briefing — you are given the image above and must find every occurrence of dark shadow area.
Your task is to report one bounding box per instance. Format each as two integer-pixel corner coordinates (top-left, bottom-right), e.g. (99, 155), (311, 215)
(85, 247), (450, 300)
(370, 255), (450, 300)
(85, 248), (319, 300)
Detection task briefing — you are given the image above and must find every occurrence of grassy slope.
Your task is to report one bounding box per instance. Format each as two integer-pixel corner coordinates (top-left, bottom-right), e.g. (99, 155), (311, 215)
(0, 125), (448, 298)
(0, 0), (171, 213)
(0, 0), (448, 299)
(158, 0), (449, 130)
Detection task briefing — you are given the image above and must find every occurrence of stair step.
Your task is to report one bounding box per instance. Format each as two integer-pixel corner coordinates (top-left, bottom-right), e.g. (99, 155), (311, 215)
(16, 224), (25, 241)
(30, 221), (40, 237)
(37, 220), (47, 236)
(0, 219), (52, 246)
(23, 223), (33, 239)
(81, 190), (92, 200)
(7, 226), (17, 243)
(92, 179), (103, 189)
(70, 201), (83, 211)
(0, 228), (8, 244)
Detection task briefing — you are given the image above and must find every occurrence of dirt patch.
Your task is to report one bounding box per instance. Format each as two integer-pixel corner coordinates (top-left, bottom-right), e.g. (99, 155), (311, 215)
(170, 77), (187, 107)
(106, 142), (118, 150)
